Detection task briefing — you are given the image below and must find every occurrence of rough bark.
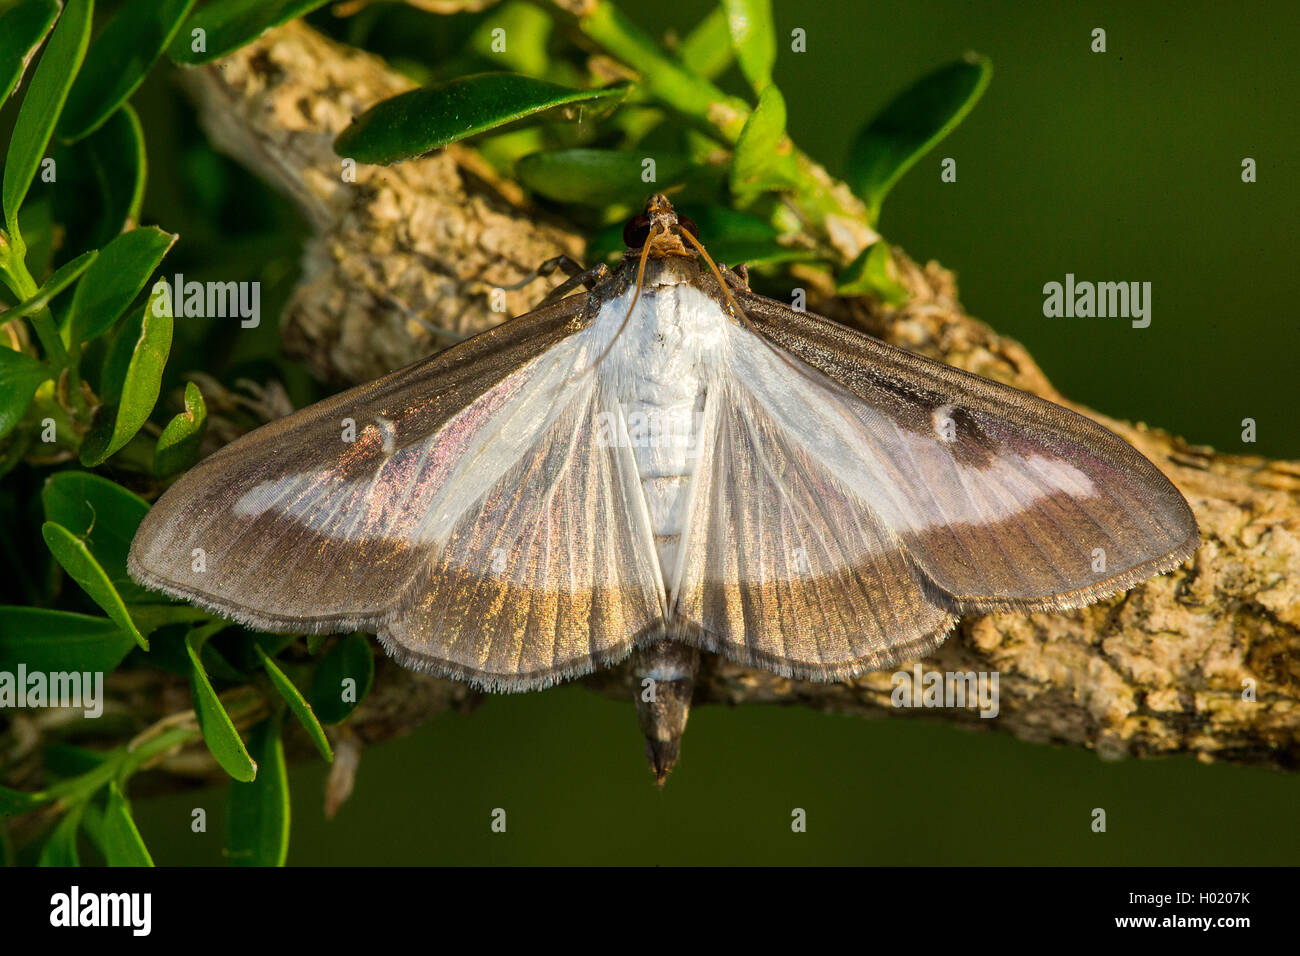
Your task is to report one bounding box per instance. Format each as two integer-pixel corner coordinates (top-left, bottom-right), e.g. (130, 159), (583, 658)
(17, 20), (1292, 793)
(180, 21), (583, 387)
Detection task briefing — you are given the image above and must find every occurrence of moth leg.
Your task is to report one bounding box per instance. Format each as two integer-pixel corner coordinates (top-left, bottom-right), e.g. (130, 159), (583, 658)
(718, 262), (750, 292)
(501, 254), (591, 290)
(535, 262), (610, 307)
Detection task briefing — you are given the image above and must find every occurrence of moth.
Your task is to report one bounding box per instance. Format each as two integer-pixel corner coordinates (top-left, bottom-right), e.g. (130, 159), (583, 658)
(130, 195), (1199, 785)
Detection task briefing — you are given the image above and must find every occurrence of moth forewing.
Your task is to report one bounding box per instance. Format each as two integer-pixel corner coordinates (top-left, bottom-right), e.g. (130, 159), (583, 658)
(127, 290), (595, 642)
(734, 289), (1199, 614)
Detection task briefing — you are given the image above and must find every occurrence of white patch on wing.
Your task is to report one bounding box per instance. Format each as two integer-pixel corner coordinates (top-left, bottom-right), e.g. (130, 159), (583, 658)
(931, 404), (956, 443)
(722, 323), (1098, 537)
(232, 333), (594, 546)
(375, 415), (396, 455)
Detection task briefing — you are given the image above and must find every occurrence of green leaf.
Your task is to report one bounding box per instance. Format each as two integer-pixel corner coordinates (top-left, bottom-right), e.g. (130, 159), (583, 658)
(250, 632), (297, 658)
(153, 381), (207, 478)
(78, 802), (104, 852)
(310, 633), (373, 725)
(41, 522), (148, 650)
(836, 240), (910, 305)
(256, 645), (332, 762)
(12, 189), (56, 279)
(469, 2), (552, 76)
(6, 249), (98, 323)
(226, 714), (289, 866)
(91, 103), (148, 236)
(52, 104), (147, 251)
(58, 0), (195, 142)
(0, 782), (53, 817)
(168, 0), (333, 65)
(679, 205), (816, 268)
(126, 603), (213, 638)
(678, 6), (733, 80)
(847, 54), (993, 221)
(186, 626), (256, 782)
(516, 148), (690, 205)
(334, 73), (628, 165)
(44, 743), (107, 779)
(722, 0), (776, 94)
(201, 639), (245, 683)
(0, 345), (53, 440)
(102, 782), (153, 866)
(0, 606), (135, 674)
(2, 0), (94, 236)
(64, 226), (175, 344)
(730, 84), (796, 197)
(42, 470), (150, 597)
(80, 282), (173, 467)
(0, 0), (60, 105)
(38, 801), (85, 866)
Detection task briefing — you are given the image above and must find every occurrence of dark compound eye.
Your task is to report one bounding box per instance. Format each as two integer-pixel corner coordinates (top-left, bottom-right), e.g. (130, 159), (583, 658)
(623, 213), (651, 248)
(678, 215), (700, 239)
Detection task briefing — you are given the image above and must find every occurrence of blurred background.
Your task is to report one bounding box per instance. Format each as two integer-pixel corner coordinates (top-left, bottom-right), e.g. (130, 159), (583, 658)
(116, 0), (1297, 863)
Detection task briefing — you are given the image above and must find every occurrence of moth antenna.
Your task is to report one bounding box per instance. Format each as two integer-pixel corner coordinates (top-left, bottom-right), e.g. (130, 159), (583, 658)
(569, 226), (657, 382)
(679, 227), (750, 327)
(680, 225), (847, 400)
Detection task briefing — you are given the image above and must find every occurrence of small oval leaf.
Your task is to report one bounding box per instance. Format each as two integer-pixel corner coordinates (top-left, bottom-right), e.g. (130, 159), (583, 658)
(0, 606), (135, 674)
(52, 105), (147, 251)
(38, 802), (85, 867)
(168, 0), (332, 66)
(186, 626), (257, 782)
(42, 470), (151, 601)
(469, 3), (552, 76)
(837, 240), (910, 304)
(310, 633), (374, 725)
(41, 521), (148, 650)
(91, 104), (148, 237)
(2, 0), (93, 235)
(80, 282), (174, 467)
(125, 603), (214, 639)
(0, 0), (60, 105)
(847, 54), (993, 221)
(7, 249), (98, 323)
(64, 226), (176, 344)
(226, 714), (290, 866)
(334, 73), (628, 165)
(103, 782), (153, 866)
(678, 6), (733, 80)
(680, 205), (816, 268)
(730, 84), (797, 197)
(1, 782), (54, 818)
(516, 148), (690, 206)
(256, 645), (332, 763)
(722, 0), (776, 94)
(153, 380), (207, 477)
(0, 345), (53, 440)
(58, 0), (196, 141)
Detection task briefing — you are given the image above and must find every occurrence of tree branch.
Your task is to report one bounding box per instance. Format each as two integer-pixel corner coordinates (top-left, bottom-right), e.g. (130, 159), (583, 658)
(150, 21), (1300, 778)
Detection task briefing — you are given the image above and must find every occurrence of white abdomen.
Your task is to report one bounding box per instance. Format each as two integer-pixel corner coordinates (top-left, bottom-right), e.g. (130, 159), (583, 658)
(599, 280), (728, 587)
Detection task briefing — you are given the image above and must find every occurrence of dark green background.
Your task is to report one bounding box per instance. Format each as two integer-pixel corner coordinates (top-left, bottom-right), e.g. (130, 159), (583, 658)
(135, 0), (1299, 864)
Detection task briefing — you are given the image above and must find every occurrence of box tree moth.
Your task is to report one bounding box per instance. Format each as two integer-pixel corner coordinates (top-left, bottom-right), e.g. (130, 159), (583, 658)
(130, 195), (1199, 785)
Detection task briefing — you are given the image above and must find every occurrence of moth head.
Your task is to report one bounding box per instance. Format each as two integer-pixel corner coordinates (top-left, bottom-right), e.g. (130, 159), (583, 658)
(623, 194), (699, 259)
